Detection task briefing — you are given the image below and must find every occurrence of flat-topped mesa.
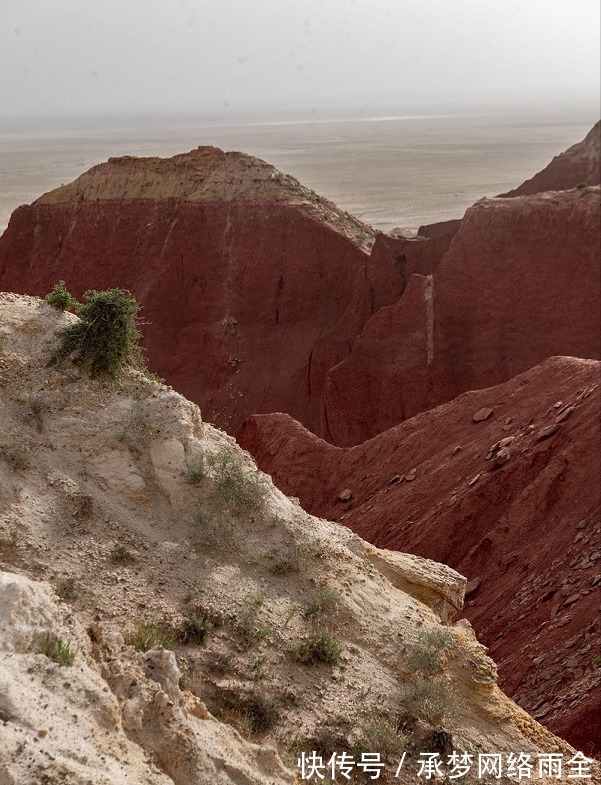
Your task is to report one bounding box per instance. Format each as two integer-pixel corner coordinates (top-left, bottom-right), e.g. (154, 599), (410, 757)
(0, 147), (380, 437)
(36, 145), (372, 243)
(499, 120), (601, 197)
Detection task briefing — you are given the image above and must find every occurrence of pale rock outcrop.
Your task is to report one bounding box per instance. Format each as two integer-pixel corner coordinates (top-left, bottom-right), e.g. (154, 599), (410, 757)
(0, 571), (294, 785)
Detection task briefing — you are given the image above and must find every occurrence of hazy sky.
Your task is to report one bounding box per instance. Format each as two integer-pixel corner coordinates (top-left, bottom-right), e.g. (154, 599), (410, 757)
(1, 0), (599, 122)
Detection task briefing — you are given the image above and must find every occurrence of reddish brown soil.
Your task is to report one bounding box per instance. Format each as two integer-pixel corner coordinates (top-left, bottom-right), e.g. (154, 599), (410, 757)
(0, 197), (368, 434)
(499, 121), (600, 197)
(322, 187), (601, 445)
(0, 148), (448, 441)
(238, 356), (601, 755)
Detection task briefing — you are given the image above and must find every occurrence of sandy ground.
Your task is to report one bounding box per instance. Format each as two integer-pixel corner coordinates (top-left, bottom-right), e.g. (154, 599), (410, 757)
(0, 111), (595, 235)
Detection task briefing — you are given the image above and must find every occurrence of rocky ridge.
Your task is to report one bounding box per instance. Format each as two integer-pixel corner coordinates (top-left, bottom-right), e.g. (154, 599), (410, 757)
(0, 294), (594, 784)
(499, 122), (601, 197)
(238, 356), (601, 755)
(35, 146), (375, 245)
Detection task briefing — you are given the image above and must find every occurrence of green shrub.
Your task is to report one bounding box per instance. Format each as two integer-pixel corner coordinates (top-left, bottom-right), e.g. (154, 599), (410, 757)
(43, 280), (79, 311)
(193, 509), (234, 551)
(244, 689), (281, 733)
(177, 613), (214, 644)
(304, 586), (340, 621)
(125, 619), (176, 651)
(208, 687), (281, 736)
(39, 634), (72, 666)
(575, 182), (588, 189)
(290, 631), (342, 666)
(401, 674), (454, 724)
(407, 628), (452, 677)
(270, 547), (299, 575)
(209, 450), (268, 515)
(121, 402), (152, 448)
(236, 593), (266, 647)
(55, 576), (77, 600)
(400, 627), (455, 724)
(353, 711), (407, 760)
(51, 288), (142, 378)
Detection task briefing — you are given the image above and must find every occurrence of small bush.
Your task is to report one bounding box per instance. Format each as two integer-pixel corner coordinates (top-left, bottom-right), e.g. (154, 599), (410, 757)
(144, 370), (165, 384)
(304, 586), (340, 621)
(290, 631), (342, 666)
(306, 722), (354, 758)
(182, 458), (204, 485)
(401, 674), (454, 725)
(0, 524), (22, 549)
(575, 182), (588, 189)
(353, 712), (407, 760)
(125, 619), (176, 651)
(207, 687), (281, 737)
(270, 547), (299, 575)
(55, 576), (77, 600)
(27, 396), (44, 431)
(109, 543), (133, 564)
(244, 689), (281, 733)
(204, 650), (231, 675)
(121, 402), (153, 448)
(407, 628), (452, 677)
(236, 593), (266, 648)
(70, 491), (93, 520)
(51, 288), (142, 378)
(43, 280), (79, 311)
(177, 613), (214, 644)
(39, 634), (72, 666)
(209, 450), (268, 515)
(400, 627), (455, 725)
(193, 509), (234, 551)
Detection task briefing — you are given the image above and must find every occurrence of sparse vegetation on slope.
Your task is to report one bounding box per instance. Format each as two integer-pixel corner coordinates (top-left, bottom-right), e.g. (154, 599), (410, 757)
(208, 449), (268, 515)
(125, 619), (177, 651)
(39, 634), (73, 665)
(0, 293), (592, 785)
(290, 630), (342, 666)
(401, 627), (457, 725)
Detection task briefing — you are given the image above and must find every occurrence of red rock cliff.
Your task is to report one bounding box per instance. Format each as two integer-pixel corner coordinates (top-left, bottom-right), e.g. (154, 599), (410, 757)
(0, 148), (374, 434)
(321, 187), (600, 445)
(0, 146), (451, 439)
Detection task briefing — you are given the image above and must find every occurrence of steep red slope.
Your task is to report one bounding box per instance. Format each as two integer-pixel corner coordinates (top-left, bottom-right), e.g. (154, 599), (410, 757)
(499, 121), (600, 197)
(238, 356), (601, 754)
(0, 148), (370, 434)
(322, 187), (601, 445)
(0, 147), (450, 439)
